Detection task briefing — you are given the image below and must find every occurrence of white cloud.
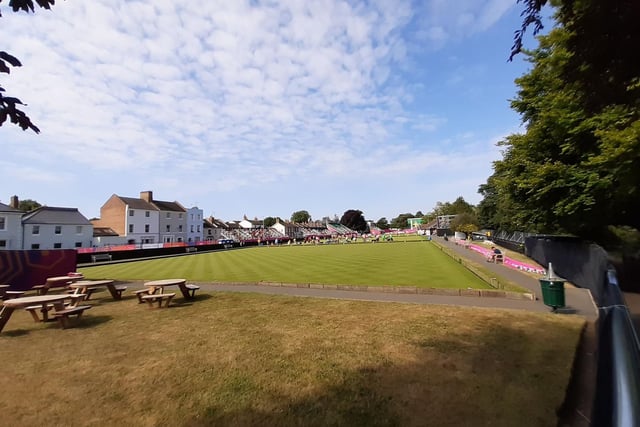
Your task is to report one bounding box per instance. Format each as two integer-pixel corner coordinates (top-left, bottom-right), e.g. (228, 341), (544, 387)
(0, 0), (522, 220)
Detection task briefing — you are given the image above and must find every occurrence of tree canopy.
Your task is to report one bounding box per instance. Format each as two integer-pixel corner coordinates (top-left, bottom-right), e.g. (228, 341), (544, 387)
(263, 216), (278, 227)
(376, 217), (389, 230)
(0, 0), (56, 133)
(340, 210), (367, 232)
(480, 0), (640, 238)
(290, 210), (311, 223)
(18, 198), (41, 212)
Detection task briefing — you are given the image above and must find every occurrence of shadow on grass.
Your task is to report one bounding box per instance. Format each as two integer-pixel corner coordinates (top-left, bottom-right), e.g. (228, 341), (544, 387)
(50, 314), (114, 330)
(182, 321), (582, 427)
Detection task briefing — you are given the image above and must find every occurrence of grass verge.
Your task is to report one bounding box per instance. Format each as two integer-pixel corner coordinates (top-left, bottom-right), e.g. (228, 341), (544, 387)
(0, 291), (583, 426)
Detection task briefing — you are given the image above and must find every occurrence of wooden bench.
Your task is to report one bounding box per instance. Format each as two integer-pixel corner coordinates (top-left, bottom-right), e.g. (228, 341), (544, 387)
(114, 285), (127, 299)
(53, 305), (92, 329)
(184, 284), (200, 298)
(24, 294), (87, 322)
(141, 293), (175, 308)
(91, 253), (112, 263)
(133, 288), (156, 303)
(3, 290), (25, 300)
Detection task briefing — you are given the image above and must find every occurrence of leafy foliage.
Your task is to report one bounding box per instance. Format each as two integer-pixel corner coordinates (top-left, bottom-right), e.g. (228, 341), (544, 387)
(0, 0), (56, 133)
(449, 213), (479, 234)
(18, 198), (41, 212)
(389, 213), (413, 229)
(263, 217), (277, 227)
(290, 210), (311, 223)
(480, 1), (640, 238)
(375, 217), (389, 230)
(339, 209), (367, 232)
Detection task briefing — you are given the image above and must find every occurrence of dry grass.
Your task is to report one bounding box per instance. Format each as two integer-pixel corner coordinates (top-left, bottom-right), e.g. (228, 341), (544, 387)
(0, 290), (584, 426)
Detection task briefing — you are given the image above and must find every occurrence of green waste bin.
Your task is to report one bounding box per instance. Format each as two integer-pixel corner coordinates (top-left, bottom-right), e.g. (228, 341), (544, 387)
(539, 279), (566, 309)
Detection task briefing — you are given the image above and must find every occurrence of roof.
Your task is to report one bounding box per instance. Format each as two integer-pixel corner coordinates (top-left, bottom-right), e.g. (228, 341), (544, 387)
(152, 200), (186, 212)
(22, 207), (91, 225)
(117, 196), (157, 211)
(93, 227), (119, 237)
(205, 217), (228, 228)
(0, 202), (21, 213)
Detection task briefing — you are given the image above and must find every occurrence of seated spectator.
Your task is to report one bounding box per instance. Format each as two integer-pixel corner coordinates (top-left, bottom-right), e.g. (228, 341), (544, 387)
(487, 246), (502, 262)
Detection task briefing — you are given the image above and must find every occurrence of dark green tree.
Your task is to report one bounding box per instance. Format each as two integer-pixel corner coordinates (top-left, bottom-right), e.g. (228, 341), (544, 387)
(449, 213), (479, 234)
(481, 0), (640, 237)
(376, 217), (389, 229)
(340, 210), (367, 232)
(1, 0), (56, 133)
(290, 210), (311, 223)
(18, 198), (41, 212)
(389, 213), (413, 229)
(263, 217), (277, 227)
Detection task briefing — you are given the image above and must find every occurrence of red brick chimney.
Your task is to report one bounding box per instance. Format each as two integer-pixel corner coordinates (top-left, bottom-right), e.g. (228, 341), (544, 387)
(9, 195), (19, 209)
(140, 191), (153, 202)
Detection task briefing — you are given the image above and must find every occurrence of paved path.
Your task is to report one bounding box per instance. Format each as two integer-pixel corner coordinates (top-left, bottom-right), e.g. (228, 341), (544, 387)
(435, 238), (598, 320)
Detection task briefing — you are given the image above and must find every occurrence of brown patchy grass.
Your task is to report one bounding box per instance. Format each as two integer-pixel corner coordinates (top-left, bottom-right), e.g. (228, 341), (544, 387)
(0, 290), (584, 426)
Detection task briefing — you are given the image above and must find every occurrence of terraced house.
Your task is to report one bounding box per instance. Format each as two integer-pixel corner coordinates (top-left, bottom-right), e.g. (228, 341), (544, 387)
(93, 191), (187, 245)
(1, 196), (93, 250)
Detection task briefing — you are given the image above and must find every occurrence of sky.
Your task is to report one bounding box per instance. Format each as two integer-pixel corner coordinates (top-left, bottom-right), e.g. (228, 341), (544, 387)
(1, 0), (546, 223)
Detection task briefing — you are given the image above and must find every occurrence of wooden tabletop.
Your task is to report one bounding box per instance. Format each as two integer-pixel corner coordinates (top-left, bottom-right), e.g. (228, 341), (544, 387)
(69, 280), (115, 288)
(3, 294), (69, 308)
(144, 279), (186, 287)
(47, 275), (84, 282)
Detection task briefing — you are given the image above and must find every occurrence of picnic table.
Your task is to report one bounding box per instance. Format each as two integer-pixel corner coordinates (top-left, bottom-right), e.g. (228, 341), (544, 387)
(144, 279), (199, 299)
(68, 280), (126, 300)
(0, 294), (69, 332)
(33, 274), (85, 295)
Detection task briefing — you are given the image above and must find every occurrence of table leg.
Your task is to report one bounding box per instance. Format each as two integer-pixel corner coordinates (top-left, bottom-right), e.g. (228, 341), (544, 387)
(41, 303), (50, 322)
(178, 284), (190, 299)
(0, 306), (16, 333)
(106, 284), (119, 300)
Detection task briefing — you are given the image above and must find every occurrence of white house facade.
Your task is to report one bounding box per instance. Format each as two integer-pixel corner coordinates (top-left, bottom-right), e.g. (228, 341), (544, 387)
(186, 207), (203, 243)
(0, 199), (23, 250)
(22, 207), (93, 250)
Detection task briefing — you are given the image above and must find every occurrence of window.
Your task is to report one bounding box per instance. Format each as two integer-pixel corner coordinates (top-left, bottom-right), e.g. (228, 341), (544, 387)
(178, 225), (183, 232)
(76, 226), (82, 234)
(166, 212), (171, 218)
(145, 211), (150, 217)
(197, 225), (200, 232)
(0, 216), (5, 230)
(75, 242), (82, 248)
(0, 240), (6, 248)
(129, 224), (134, 233)
(54, 243), (62, 249)
(31, 243), (40, 249)
(55, 225), (62, 234)
(145, 224), (150, 233)
(190, 225), (194, 233)
(179, 213), (183, 219)
(32, 225), (40, 235)
(129, 210), (134, 216)
(166, 225), (170, 232)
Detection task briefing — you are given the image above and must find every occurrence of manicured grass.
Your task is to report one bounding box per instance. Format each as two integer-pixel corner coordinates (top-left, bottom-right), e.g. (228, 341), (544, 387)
(0, 291), (584, 426)
(80, 241), (493, 289)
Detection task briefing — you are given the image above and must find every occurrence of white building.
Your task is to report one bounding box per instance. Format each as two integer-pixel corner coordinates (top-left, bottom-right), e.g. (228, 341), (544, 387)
(0, 198), (24, 250)
(186, 207), (204, 243)
(22, 206), (93, 250)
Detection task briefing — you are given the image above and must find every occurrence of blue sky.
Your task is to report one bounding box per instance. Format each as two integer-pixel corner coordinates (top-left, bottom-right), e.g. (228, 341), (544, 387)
(1, 0), (544, 223)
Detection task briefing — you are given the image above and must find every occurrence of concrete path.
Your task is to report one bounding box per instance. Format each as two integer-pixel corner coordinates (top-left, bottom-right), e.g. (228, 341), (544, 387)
(435, 238), (598, 320)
